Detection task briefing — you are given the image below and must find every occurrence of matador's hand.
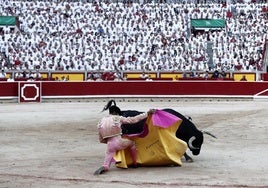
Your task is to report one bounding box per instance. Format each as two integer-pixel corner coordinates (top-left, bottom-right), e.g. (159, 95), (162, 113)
(147, 109), (156, 115)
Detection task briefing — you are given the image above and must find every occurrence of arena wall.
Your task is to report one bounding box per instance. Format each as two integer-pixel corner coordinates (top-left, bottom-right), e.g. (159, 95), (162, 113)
(0, 81), (268, 102)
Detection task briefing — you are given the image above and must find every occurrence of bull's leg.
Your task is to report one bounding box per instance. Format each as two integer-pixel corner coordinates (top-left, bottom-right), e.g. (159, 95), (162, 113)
(184, 152), (193, 162)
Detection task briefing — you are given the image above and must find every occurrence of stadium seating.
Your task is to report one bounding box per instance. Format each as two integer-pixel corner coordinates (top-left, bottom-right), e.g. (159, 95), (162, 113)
(0, 1), (267, 81)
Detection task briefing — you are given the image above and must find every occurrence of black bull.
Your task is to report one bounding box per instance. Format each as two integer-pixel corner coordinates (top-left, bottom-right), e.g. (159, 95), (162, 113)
(121, 108), (215, 162)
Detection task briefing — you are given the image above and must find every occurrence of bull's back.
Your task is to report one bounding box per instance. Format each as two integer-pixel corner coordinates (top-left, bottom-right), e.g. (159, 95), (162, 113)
(121, 109), (199, 142)
(121, 110), (145, 135)
(162, 108), (198, 142)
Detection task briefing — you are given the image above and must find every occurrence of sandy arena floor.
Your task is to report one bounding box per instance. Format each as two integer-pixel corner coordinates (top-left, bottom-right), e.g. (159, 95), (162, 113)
(0, 99), (267, 188)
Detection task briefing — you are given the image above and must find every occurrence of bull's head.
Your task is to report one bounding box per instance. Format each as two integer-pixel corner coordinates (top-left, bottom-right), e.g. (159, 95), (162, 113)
(188, 131), (216, 155)
(188, 131), (203, 155)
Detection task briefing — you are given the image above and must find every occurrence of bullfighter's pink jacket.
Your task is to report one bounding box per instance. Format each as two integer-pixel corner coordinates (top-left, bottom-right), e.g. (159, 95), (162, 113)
(97, 112), (148, 143)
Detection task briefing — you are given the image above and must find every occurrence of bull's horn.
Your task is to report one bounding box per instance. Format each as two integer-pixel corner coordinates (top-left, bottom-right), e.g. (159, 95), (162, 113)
(188, 136), (200, 150)
(202, 131), (217, 139)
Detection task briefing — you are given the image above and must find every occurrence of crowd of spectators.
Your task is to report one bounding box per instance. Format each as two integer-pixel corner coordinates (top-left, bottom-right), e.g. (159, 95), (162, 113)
(0, 0), (267, 77)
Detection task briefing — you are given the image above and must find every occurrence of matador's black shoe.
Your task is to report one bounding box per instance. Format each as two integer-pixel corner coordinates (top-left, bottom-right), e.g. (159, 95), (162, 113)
(94, 166), (106, 175)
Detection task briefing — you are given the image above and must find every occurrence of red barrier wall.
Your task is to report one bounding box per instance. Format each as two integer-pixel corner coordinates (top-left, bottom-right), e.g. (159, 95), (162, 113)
(42, 81), (267, 96)
(262, 73), (268, 81)
(1, 81), (268, 99)
(0, 82), (18, 97)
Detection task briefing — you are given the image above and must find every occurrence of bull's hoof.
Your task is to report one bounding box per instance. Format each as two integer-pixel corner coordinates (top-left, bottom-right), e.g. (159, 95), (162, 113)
(128, 163), (139, 168)
(94, 166), (106, 175)
(186, 158), (194, 163)
(184, 153), (194, 163)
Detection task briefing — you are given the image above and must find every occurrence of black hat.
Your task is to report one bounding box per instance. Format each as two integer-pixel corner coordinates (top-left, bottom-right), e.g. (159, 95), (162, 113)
(108, 105), (121, 115)
(102, 100), (121, 115)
